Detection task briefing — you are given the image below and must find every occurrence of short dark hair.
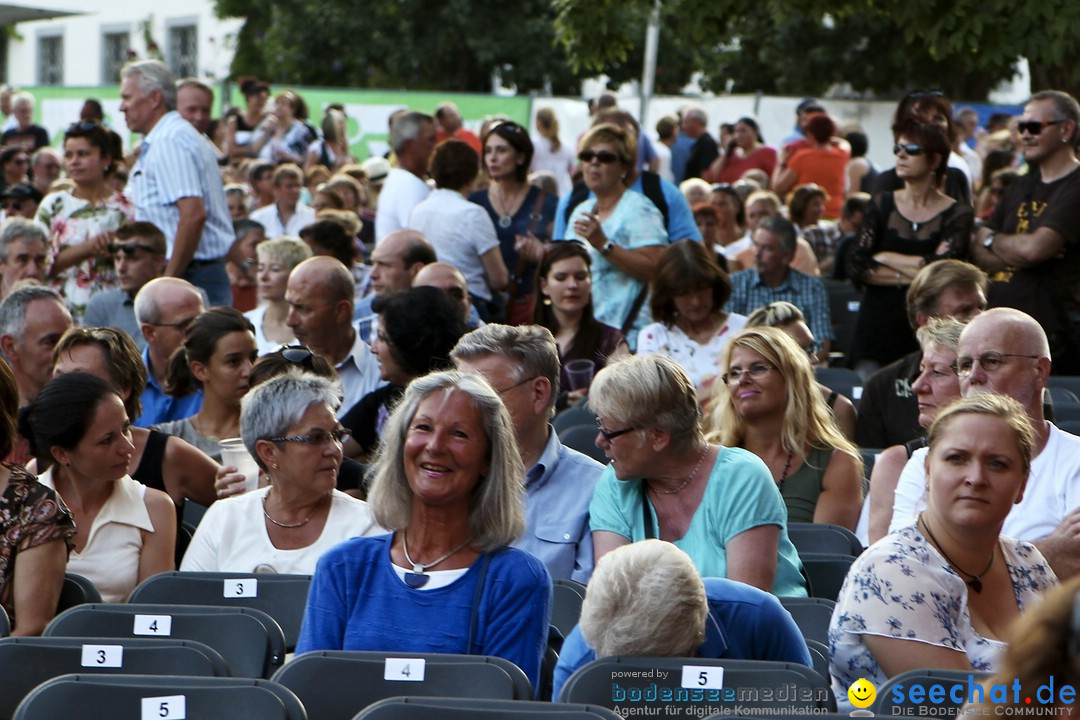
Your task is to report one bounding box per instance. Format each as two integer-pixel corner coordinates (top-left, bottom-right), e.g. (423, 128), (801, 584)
(300, 220), (355, 267)
(115, 221), (166, 255)
(482, 121), (533, 183)
(64, 121), (119, 174)
(649, 240), (732, 326)
(758, 215), (798, 254)
(429, 139), (480, 191)
(165, 307), (255, 397)
(372, 286), (468, 378)
(805, 114), (834, 144)
(894, 121), (951, 183)
(18, 372), (117, 470)
(787, 185), (828, 227)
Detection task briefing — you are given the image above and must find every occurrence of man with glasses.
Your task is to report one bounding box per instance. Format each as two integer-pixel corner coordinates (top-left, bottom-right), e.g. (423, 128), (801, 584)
(0, 217), (48, 299)
(84, 221), (169, 351)
(971, 90), (1080, 375)
(451, 324), (602, 583)
(132, 276), (206, 426)
(889, 308), (1080, 579)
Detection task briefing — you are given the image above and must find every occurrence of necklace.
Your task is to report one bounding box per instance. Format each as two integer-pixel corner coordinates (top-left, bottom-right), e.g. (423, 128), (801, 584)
(776, 448), (795, 488)
(918, 514), (995, 593)
(262, 491), (323, 529)
(401, 530), (473, 588)
(492, 183), (527, 229)
(654, 444), (710, 495)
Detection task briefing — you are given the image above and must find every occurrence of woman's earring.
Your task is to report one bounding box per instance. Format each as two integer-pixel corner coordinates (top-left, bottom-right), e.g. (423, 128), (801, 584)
(543, 295), (552, 306)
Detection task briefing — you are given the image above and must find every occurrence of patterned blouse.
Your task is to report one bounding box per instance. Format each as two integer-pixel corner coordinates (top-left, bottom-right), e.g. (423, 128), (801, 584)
(828, 524), (1057, 712)
(0, 463), (76, 620)
(36, 189), (135, 321)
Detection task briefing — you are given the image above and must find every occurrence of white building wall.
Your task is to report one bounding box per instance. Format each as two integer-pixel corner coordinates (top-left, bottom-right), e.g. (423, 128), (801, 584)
(7, 0), (242, 86)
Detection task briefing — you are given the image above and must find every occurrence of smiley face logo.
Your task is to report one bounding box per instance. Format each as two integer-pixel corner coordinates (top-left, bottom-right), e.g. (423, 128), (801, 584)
(848, 678), (876, 709)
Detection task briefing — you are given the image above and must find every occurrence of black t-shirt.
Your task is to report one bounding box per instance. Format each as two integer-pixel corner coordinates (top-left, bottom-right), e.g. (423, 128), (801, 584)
(854, 350), (922, 450)
(1, 125), (49, 152)
(685, 134), (720, 180)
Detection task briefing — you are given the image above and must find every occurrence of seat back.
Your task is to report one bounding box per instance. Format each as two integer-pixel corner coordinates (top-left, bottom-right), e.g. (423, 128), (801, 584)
(271, 650), (521, 720)
(0, 636), (228, 719)
(799, 553), (856, 601)
(552, 402), (597, 435)
(0, 604), (8, 638)
(44, 603), (285, 678)
(355, 696), (623, 720)
(557, 424), (608, 464)
(128, 571), (311, 650)
(822, 279), (861, 360)
(57, 572), (103, 613)
(559, 656), (835, 715)
(12, 674), (304, 720)
(787, 523), (863, 557)
(872, 668), (992, 716)
(777, 597), (835, 645)
(814, 367), (863, 406)
(551, 582), (585, 637)
(802, 639), (830, 681)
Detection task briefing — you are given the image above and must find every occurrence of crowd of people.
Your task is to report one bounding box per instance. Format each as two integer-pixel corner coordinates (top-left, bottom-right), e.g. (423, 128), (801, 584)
(0, 60), (1078, 710)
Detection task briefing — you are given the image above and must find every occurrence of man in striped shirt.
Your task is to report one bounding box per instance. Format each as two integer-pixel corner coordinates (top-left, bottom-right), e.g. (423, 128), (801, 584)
(120, 59), (234, 307)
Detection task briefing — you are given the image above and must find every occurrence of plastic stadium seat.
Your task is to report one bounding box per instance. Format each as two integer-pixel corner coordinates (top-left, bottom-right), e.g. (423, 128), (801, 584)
(13, 674), (304, 720)
(799, 554), (857, 602)
(552, 402), (598, 435)
(128, 571), (311, 650)
(557, 424), (608, 464)
(272, 650), (525, 720)
(787, 523), (863, 557)
(0, 605), (8, 638)
(44, 603), (285, 678)
(57, 572), (103, 613)
(777, 597), (836, 645)
(551, 581), (585, 637)
(353, 696), (623, 720)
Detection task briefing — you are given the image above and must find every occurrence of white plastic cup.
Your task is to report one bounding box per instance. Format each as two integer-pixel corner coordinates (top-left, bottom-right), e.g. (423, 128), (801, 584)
(564, 359), (596, 391)
(219, 437), (260, 493)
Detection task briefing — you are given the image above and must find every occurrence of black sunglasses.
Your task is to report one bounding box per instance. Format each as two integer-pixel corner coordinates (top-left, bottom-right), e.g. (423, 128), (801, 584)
(578, 150), (620, 164)
(279, 345), (316, 369)
(1, 200), (23, 211)
(67, 120), (102, 133)
(893, 143), (925, 156)
(109, 242), (158, 257)
(1017, 119), (1065, 136)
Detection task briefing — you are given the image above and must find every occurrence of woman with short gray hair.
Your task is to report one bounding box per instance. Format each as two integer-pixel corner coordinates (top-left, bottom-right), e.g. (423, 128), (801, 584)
(588, 353), (807, 596)
(296, 370), (551, 693)
(180, 369), (380, 573)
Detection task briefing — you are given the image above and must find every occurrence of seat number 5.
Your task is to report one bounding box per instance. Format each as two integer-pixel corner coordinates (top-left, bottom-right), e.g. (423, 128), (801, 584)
(681, 665), (724, 690)
(142, 695), (185, 719)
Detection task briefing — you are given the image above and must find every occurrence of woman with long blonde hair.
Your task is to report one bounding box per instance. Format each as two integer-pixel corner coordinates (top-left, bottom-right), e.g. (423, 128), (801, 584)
(706, 327), (862, 528)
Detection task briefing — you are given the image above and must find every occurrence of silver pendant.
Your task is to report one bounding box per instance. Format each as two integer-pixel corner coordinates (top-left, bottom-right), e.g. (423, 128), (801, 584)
(498, 215), (513, 229)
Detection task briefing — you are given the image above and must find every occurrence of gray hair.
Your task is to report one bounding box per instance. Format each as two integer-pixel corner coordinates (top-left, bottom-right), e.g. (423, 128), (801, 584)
(580, 540), (707, 657)
(746, 300), (805, 328)
(10, 91), (33, 110)
(450, 324), (561, 413)
(916, 315), (966, 353)
(366, 370), (525, 550)
(389, 111), (434, 154)
(0, 285), (63, 345)
(0, 217), (48, 257)
(1030, 90), (1080, 148)
(121, 59), (177, 111)
(257, 236), (311, 270)
(240, 369), (343, 470)
(589, 354), (703, 453)
(758, 214), (798, 254)
(683, 106), (707, 125)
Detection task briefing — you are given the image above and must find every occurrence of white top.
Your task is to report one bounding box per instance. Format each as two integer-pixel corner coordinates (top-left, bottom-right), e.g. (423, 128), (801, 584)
(408, 188), (502, 301)
(374, 167), (431, 242)
(889, 422), (1080, 539)
(180, 487), (382, 574)
(637, 313), (749, 394)
(653, 140), (673, 182)
(722, 234), (753, 262)
(243, 304), (294, 357)
(39, 470), (155, 603)
(530, 135), (576, 196)
(249, 202), (316, 238)
(336, 320), (385, 417)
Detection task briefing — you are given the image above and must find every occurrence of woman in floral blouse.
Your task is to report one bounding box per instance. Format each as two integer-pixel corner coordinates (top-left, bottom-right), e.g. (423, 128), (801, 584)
(37, 121), (133, 320)
(829, 393), (1058, 712)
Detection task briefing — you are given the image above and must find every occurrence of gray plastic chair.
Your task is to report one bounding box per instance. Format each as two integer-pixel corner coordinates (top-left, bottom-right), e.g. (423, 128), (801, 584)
(354, 696), (623, 720)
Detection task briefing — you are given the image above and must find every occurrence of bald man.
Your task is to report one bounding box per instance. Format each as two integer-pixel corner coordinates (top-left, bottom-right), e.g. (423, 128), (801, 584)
(413, 261), (482, 327)
(133, 277), (206, 426)
(889, 307), (1080, 578)
(286, 256), (381, 414)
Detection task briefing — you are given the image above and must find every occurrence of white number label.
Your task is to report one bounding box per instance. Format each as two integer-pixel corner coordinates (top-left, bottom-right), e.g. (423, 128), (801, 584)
(384, 657), (425, 682)
(133, 614), (172, 636)
(141, 695), (185, 719)
(853, 386), (864, 400)
(224, 578), (258, 598)
(681, 665), (724, 690)
(80, 644), (124, 668)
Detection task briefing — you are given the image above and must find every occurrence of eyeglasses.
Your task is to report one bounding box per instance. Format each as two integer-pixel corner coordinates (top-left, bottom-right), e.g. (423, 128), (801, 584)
(151, 316), (197, 332)
(893, 143), (924, 156)
(495, 376), (534, 395)
(722, 362), (777, 384)
(266, 428), (349, 445)
(1017, 119), (1065, 136)
(109, 242), (158, 257)
(954, 351), (1041, 377)
(1, 200), (23, 212)
(596, 419), (636, 442)
(578, 150), (620, 164)
(9, 157), (28, 165)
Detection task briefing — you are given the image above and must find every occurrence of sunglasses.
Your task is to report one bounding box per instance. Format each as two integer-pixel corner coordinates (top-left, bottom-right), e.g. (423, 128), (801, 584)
(109, 242), (158, 257)
(1017, 119), (1064, 136)
(279, 345), (316, 369)
(1, 200), (23, 211)
(893, 143), (925, 156)
(578, 150), (620, 164)
(67, 120), (102, 133)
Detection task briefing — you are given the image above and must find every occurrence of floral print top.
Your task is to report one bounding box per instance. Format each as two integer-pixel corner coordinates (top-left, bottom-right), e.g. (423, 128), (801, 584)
(637, 313), (748, 395)
(0, 463), (76, 621)
(37, 189), (134, 320)
(828, 524), (1057, 712)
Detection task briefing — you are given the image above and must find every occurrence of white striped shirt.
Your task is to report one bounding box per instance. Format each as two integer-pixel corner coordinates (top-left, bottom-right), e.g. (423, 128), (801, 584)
(126, 111), (234, 260)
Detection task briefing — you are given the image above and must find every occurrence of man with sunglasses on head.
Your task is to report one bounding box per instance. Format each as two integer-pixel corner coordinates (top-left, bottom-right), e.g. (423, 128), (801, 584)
(889, 307), (1080, 580)
(84, 221), (168, 352)
(971, 90), (1080, 375)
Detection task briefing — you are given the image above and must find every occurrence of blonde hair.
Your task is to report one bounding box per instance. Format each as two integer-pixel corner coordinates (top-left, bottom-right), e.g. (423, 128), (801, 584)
(705, 327), (861, 472)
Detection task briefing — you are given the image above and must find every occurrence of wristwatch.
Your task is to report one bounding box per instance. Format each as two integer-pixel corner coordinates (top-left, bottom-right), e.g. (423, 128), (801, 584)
(983, 232), (996, 251)
(601, 239), (616, 255)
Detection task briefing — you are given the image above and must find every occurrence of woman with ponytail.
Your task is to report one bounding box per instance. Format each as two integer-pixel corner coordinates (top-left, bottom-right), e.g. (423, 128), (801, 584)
(152, 307), (258, 461)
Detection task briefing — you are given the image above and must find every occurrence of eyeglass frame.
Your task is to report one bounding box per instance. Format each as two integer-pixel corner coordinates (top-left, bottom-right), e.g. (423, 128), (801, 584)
(265, 428), (350, 445)
(596, 418), (636, 442)
(721, 362), (778, 385)
(109, 242), (159, 257)
(953, 351), (1042, 378)
(1017, 119), (1065, 136)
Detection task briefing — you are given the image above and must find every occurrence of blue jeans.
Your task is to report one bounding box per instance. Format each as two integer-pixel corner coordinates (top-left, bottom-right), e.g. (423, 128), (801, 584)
(184, 259), (232, 308)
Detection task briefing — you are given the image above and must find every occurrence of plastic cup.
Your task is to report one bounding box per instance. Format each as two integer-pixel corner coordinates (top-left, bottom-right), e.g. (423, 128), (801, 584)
(219, 438), (260, 493)
(564, 359), (596, 391)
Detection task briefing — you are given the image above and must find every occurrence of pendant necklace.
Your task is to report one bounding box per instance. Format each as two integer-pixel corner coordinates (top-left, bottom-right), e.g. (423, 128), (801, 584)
(493, 184), (526, 229)
(919, 514), (995, 593)
(776, 448), (795, 489)
(401, 530), (472, 588)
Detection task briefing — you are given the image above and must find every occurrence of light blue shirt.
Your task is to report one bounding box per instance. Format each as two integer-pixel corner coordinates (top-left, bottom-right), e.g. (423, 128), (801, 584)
(515, 427), (603, 584)
(127, 111), (234, 261)
(589, 445), (807, 597)
(552, 174), (702, 244)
